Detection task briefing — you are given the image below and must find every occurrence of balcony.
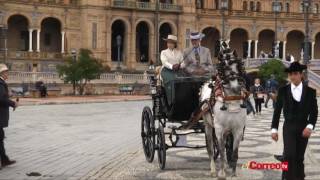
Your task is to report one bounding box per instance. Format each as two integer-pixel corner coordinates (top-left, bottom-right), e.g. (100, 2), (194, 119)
(3, 51), (66, 61)
(198, 9), (316, 20)
(6, 0), (78, 7)
(112, 0), (182, 13)
(159, 3), (182, 12)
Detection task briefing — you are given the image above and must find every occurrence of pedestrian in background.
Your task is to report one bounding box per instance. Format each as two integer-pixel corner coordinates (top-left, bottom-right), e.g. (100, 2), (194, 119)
(251, 78), (264, 115)
(0, 64), (17, 170)
(265, 74), (279, 108)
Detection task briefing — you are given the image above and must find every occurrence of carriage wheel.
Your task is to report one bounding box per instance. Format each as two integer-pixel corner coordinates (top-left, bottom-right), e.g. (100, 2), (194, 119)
(141, 106), (155, 163)
(157, 126), (166, 170)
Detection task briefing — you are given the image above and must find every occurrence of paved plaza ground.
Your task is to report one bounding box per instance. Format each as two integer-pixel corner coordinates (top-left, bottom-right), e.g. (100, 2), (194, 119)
(0, 100), (319, 180)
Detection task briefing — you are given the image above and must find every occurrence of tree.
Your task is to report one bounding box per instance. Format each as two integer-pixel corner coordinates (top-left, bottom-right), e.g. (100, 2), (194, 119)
(258, 59), (287, 85)
(57, 49), (105, 95)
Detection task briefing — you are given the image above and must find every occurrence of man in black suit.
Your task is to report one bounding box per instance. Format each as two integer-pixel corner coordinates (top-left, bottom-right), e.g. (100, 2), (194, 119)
(0, 64), (17, 169)
(271, 62), (318, 180)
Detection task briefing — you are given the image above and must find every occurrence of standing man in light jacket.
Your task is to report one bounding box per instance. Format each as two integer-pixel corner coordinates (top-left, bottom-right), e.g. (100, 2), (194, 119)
(0, 64), (17, 169)
(271, 62), (318, 180)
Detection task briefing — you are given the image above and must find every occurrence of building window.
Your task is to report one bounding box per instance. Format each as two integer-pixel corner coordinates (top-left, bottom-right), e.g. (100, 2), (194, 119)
(92, 22), (97, 49)
(256, 2), (261, 12)
(285, 3), (290, 13)
(243, 1), (248, 11)
(215, 0), (219, 9)
(249, 1), (255, 11)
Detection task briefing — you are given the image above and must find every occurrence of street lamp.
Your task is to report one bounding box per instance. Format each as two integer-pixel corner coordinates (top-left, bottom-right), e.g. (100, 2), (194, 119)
(272, 0), (281, 59)
(155, 0), (160, 65)
(71, 48), (77, 95)
(220, 0), (228, 41)
(71, 48), (77, 62)
(116, 35), (122, 70)
(303, 0), (311, 82)
(0, 11), (7, 64)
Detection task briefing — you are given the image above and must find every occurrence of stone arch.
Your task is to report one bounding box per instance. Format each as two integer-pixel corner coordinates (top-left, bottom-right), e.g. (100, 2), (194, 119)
(136, 21), (151, 63)
(5, 13), (31, 27)
(111, 19), (127, 63)
(314, 32), (320, 59)
(40, 17), (62, 52)
(38, 15), (64, 29)
(7, 14), (30, 51)
(229, 28), (249, 58)
(201, 27), (221, 59)
(159, 20), (177, 35)
(286, 30), (305, 61)
(258, 29), (275, 56)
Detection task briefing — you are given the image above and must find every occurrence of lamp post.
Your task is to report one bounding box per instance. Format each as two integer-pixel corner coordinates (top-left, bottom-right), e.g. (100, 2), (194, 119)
(303, 0), (311, 81)
(273, 0), (281, 59)
(0, 11), (7, 64)
(71, 49), (77, 95)
(116, 35), (122, 70)
(155, 0), (160, 65)
(220, 0), (228, 41)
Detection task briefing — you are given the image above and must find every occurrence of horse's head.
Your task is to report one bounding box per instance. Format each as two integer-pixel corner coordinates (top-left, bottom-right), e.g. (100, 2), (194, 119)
(217, 47), (245, 96)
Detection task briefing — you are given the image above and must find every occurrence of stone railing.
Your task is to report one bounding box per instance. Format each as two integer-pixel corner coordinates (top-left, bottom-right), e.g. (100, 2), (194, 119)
(7, 71), (151, 84)
(112, 0), (182, 12)
(199, 9), (316, 20)
(245, 58), (320, 90)
(6, 51), (65, 60)
(6, 0), (78, 6)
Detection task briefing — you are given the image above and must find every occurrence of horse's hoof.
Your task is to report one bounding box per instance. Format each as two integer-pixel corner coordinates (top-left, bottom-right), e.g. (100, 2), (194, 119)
(220, 106), (227, 111)
(231, 172), (237, 177)
(218, 171), (226, 180)
(210, 171), (216, 177)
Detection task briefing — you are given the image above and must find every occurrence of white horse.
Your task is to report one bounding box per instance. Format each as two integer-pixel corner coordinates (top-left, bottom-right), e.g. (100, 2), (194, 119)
(200, 47), (247, 179)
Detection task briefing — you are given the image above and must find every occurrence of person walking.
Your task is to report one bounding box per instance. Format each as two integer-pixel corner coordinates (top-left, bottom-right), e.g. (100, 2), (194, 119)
(0, 64), (17, 169)
(271, 62), (318, 180)
(265, 74), (279, 108)
(251, 78), (264, 115)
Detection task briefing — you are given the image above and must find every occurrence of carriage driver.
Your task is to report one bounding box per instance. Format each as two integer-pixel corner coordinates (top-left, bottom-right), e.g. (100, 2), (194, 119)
(182, 31), (215, 76)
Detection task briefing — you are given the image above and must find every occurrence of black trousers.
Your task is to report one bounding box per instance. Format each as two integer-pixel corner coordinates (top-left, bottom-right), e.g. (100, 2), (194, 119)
(282, 121), (308, 180)
(0, 128), (9, 163)
(254, 98), (263, 113)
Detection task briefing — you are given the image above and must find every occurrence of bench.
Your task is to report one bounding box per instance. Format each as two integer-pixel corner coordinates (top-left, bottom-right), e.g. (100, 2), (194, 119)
(29, 86), (61, 98)
(119, 85), (134, 95)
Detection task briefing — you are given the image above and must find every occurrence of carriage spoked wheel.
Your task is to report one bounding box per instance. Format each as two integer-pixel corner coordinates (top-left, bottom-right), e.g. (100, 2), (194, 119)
(157, 126), (166, 170)
(141, 106), (155, 163)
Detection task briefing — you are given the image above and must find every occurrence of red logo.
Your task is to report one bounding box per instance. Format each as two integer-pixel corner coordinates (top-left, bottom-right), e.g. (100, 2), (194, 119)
(242, 161), (288, 171)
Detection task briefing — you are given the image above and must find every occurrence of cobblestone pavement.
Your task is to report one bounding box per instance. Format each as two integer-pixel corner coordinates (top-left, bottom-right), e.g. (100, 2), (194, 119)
(1, 100), (320, 180)
(84, 101), (320, 180)
(0, 101), (148, 180)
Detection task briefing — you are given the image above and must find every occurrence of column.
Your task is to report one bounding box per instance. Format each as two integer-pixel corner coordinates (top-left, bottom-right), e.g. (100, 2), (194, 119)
(254, 40), (258, 58)
(28, 29), (33, 52)
(275, 40), (280, 58)
(36, 29), (41, 52)
(282, 41), (287, 61)
(311, 41), (315, 60)
(61, 31), (65, 53)
(247, 40), (252, 58)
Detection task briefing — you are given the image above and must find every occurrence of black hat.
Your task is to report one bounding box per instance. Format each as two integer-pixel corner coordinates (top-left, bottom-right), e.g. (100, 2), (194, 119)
(285, 62), (307, 73)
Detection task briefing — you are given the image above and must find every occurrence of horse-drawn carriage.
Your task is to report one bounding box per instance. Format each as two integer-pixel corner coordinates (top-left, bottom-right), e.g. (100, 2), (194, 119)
(140, 73), (215, 169)
(140, 42), (247, 178)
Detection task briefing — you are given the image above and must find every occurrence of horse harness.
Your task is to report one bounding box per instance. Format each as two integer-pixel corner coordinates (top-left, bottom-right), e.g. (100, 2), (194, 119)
(181, 79), (246, 130)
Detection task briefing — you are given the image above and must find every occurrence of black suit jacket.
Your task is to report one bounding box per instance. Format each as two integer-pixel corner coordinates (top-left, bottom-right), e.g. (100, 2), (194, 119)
(0, 78), (15, 128)
(271, 84), (318, 130)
